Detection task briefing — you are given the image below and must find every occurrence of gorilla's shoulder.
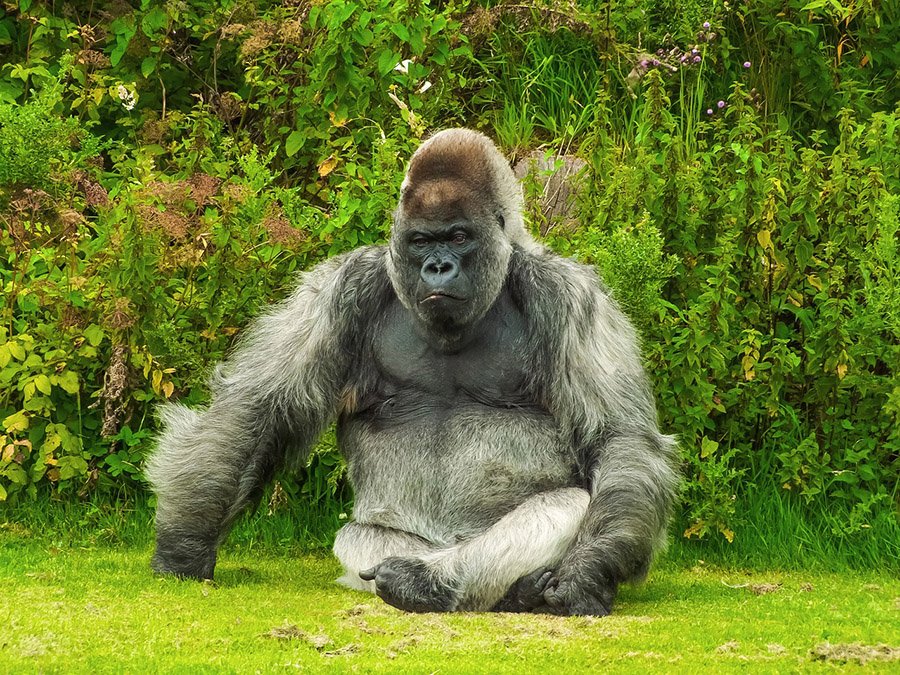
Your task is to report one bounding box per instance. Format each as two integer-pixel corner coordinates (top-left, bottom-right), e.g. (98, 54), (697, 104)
(508, 246), (614, 309)
(508, 246), (633, 348)
(292, 245), (393, 317)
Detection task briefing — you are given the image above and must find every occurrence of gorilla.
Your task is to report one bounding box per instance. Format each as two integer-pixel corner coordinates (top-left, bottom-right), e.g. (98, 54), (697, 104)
(145, 129), (678, 616)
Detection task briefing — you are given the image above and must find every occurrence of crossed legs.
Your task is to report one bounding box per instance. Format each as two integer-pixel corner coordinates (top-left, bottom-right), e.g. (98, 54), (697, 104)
(333, 487), (590, 612)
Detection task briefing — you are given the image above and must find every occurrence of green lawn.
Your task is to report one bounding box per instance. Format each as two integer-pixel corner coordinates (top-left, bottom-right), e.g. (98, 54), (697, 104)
(2, 522), (898, 673)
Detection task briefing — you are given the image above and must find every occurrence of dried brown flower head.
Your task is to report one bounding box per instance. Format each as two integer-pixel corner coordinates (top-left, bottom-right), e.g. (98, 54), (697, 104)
(84, 181), (110, 208)
(188, 174), (222, 208)
(77, 49), (111, 68)
(262, 205), (306, 246)
(239, 21), (277, 59)
(107, 297), (136, 330)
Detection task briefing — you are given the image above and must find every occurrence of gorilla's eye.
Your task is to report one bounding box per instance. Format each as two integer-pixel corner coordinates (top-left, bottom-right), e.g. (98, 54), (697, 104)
(410, 235), (429, 248)
(450, 232), (468, 245)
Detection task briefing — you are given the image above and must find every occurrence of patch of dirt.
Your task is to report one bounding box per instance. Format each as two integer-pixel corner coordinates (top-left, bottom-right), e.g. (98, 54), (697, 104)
(767, 643), (787, 655)
(749, 583), (782, 596)
(799, 583), (814, 592)
(18, 633), (55, 658)
(348, 617), (386, 635)
(811, 642), (900, 665)
(324, 643), (359, 657)
(716, 640), (740, 654)
(336, 603), (382, 618)
(722, 580), (782, 595)
(264, 623), (331, 650)
(386, 635), (422, 659)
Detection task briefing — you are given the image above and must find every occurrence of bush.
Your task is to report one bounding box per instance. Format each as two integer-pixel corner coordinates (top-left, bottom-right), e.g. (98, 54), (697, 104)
(0, 0), (896, 563)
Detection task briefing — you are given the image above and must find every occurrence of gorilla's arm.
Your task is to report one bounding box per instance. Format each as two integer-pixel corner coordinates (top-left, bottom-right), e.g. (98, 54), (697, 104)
(512, 250), (679, 615)
(145, 246), (390, 579)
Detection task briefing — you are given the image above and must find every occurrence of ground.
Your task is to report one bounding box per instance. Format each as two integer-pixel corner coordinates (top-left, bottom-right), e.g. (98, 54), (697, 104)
(1, 522), (898, 673)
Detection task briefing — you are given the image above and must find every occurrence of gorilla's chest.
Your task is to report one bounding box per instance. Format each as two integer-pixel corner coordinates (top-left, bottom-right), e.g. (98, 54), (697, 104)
(341, 296), (574, 540)
(371, 295), (533, 411)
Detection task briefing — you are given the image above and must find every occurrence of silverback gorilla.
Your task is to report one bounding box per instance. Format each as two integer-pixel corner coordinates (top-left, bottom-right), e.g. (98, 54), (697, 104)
(146, 129), (679, 616)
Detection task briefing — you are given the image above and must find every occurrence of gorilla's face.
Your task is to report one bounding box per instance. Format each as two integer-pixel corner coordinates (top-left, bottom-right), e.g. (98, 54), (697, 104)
(389, 205), (511, 341)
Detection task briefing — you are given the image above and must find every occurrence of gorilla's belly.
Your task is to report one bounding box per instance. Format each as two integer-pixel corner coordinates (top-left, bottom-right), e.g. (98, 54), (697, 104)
(339, 404), (578, 545)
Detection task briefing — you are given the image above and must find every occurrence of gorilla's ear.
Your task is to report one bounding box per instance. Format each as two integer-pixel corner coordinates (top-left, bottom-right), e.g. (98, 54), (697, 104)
(496, 212), (506, 230)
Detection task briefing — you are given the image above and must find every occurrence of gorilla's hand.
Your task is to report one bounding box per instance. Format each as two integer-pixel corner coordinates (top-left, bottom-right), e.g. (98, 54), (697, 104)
(360, 556), (458, 613)
(542, 569), (618, 617)
(492, 567), (556, 612)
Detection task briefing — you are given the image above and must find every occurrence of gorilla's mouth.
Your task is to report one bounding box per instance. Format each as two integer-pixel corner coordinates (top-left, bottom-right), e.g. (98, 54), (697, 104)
(420, 292), (464, 303)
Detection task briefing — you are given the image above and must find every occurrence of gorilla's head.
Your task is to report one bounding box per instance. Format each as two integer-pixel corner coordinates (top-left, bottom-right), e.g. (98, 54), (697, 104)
(387, 129), (536, 344)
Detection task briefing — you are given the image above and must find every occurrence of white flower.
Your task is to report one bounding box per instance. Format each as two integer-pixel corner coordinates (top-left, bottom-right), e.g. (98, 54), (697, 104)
(117, 84), (136, 111)
(393, 59), (413, 74)
(417, 81), (432, 94)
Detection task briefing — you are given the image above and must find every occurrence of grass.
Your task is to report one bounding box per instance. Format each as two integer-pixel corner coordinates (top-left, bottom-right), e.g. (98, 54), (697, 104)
(1, 506), (899, 673)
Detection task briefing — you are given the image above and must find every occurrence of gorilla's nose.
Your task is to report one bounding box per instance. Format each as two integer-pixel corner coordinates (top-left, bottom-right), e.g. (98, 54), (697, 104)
(421, 258), (459, 286)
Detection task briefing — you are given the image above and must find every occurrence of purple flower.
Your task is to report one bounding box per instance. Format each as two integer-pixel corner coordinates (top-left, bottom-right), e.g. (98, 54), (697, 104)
(693, 55), (701, 63)
(703, 21), (711, 29)
(652, 59), (660, 66)
(692, 48), (699, 55)
(707, 108), (714, 115)
(680, 55), (688, 63)
(640, 59), (649, 68)
(717, 100), (726, 109)
(743, 61), (752, 68)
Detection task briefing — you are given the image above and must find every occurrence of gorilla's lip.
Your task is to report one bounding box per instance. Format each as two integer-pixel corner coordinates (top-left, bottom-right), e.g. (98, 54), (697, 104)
(420, 292), (464, 303)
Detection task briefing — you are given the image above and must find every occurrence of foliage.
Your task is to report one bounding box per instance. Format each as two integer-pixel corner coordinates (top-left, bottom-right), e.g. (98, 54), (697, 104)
(0, 0), (897, 563)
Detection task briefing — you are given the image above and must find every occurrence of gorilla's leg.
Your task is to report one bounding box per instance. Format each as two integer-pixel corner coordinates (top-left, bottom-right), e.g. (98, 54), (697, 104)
(362, 487), (590, 612)
(333, 522), (437, 593)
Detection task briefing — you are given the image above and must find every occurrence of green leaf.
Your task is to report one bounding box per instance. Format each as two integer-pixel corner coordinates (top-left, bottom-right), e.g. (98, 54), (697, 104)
(83, 325), (105, 347)
(390, 24), (409, 42)
(3, 410), (29, 433)
(700, 437), (719, 459)
(56, 371), (80, 395)
(795, 238), (813, 269)
(285, 130), (305, 157)
(57, 455), (88, 481)
(141, 57), (157, 78)
(110, 41), (129, 66)
(109, 18), (136, 66)
(0, 20), (13, 46)
(0, 344), (9, 368)
(6, 341), (25, 361)
(377, 49), (399, 76)
(141, 7), (168, 37)
(34, 374), (51, 395)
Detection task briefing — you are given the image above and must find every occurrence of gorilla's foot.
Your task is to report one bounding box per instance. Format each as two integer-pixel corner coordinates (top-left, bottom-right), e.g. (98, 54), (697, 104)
(151, 531), (217, 580)
(360, 556), (458, 613)
(542, 575), (618, 617)
(492, 567), (555, 612)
